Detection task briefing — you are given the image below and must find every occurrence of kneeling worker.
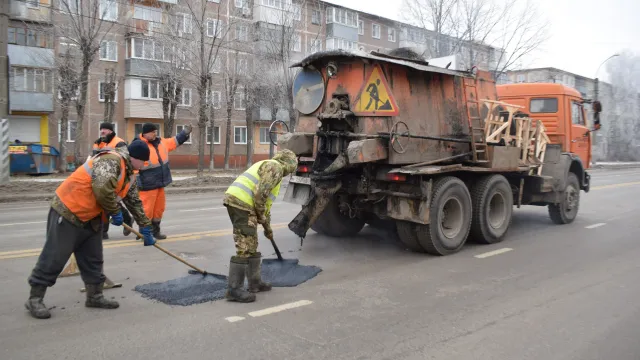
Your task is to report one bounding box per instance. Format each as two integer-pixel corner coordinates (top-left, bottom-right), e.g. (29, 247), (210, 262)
(223, 149), (298, 303)
(25, 141), (157, 319)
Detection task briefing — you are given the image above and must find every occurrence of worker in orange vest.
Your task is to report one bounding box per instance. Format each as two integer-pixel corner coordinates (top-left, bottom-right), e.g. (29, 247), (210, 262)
(135, 123), (192, 239)
(25, 141), (156, 319)
(92, 122), (133, 239)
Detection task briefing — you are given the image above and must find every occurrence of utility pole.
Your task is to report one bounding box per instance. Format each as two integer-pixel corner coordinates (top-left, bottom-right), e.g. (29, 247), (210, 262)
(0, 1), (10, 185)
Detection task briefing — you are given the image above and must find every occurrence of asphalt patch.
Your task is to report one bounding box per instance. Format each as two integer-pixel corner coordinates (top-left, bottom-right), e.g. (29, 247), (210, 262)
(134, 259), (322, 306)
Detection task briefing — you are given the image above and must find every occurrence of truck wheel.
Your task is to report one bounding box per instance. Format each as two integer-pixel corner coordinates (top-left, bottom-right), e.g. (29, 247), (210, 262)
(469, 174), (513, 244)
(548, 172), (580, 224)
(396, 221), (426, 252)
(310, 199), (365, 237)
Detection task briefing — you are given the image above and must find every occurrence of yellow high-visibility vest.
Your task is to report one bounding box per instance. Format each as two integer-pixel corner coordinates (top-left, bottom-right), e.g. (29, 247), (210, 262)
(225, 160), (281, 214)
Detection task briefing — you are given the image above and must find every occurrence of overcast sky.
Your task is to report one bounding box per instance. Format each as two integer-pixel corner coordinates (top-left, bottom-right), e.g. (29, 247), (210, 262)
(324, 0), (639, 82)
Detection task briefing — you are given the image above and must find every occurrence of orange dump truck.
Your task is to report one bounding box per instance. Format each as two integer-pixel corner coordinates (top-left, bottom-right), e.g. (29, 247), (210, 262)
(272, 49), (599, 256)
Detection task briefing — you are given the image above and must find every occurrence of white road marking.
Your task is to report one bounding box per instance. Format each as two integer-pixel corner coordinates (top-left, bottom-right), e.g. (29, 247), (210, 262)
(474, 247), (513, 259)
(0, 221), (46, 227)
(248, 300), (313, 318)
(179, 207), (225, 212)
(586, 223), (606, 229)
(225, 316), (245, 323)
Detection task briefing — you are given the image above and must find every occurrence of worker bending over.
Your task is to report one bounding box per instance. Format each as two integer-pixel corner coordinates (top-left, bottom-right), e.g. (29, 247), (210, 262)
(135, 123), (192, 239)
(92, 122), (133, 238)
(25, 142), (157, 319)
(223, 149), (298, 303)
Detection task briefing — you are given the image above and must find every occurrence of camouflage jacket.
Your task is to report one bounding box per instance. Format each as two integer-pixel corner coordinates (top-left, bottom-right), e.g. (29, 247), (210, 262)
(51, 151), (152, 231)
(223, 150), (298, 225)
(223, 161), (284, 225)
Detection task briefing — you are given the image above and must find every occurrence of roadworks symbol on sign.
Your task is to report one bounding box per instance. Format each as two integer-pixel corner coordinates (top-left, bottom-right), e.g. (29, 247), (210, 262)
(354, 64), (399, 116)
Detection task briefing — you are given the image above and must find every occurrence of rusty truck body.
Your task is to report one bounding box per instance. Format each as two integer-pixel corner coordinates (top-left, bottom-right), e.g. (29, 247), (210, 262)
(273, 49), (595, 256)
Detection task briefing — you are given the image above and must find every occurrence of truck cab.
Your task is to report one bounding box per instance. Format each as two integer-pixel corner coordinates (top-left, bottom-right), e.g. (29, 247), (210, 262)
(496, 83), (592, 168)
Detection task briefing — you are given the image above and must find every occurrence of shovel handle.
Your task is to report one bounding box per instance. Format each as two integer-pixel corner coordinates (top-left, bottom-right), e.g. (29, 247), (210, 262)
(121, 223), (207, 275)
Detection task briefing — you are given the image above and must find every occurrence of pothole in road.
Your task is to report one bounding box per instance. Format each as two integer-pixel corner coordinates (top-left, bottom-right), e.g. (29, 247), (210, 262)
(133, 259), (322, 306)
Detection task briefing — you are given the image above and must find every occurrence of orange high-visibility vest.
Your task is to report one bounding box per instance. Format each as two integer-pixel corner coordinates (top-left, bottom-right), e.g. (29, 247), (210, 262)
(55, 151), (133, 222)
(92, 135), (126, 153)
(135, 134), (179, 190)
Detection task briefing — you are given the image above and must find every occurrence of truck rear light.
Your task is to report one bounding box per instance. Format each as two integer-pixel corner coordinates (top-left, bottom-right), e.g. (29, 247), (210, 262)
(298, 165), (310, 173)
(386, 173), (406, 182)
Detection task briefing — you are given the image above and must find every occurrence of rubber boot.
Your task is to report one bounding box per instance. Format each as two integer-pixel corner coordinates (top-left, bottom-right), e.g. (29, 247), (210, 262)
(152, 220), (167, 240)
(247, 252), (272, 293)
(85, 283), (120, 309)
(24, 285), (51, 319)
(225, 257), (256, 303)
(122, 210), (133, 236)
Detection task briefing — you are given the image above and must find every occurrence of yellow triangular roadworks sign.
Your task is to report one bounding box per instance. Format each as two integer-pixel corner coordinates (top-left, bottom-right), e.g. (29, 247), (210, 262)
(353, 64), (399, 116)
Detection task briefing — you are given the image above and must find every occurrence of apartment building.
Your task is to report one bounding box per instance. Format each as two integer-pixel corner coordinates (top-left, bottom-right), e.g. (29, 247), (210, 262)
(7, 0), (503, 168)
(7, 0), (55, 145)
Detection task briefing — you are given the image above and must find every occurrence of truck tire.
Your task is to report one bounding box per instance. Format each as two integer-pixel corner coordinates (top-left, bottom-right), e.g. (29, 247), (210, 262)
(469, 174), (513, 244)
(548, 172), (580, 224)
(310, 199), (365, 237)
(396, 177), (472, 256)
(396, 221), (426, 252)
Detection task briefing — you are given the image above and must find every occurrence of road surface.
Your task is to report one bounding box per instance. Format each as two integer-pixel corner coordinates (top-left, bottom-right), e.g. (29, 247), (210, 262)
(1, 169), (640, 359)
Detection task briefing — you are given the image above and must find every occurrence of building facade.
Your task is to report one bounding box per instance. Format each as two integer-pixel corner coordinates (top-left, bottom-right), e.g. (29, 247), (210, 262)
(7, 0), (503, 169)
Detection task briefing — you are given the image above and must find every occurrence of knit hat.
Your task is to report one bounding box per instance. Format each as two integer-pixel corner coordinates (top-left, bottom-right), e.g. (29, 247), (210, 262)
(128, 139), (150, 161)
(142, 123), (157, 134)
(99, 122), (115, 132)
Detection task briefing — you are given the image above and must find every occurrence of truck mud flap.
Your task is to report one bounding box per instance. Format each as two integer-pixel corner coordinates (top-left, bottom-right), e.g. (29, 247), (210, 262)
(283, 176), (312, 205)
(288, 180), (342, 238)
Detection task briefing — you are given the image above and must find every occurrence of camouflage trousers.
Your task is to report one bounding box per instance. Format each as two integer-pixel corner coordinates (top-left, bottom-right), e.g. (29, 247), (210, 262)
(225, 205), (258, 258)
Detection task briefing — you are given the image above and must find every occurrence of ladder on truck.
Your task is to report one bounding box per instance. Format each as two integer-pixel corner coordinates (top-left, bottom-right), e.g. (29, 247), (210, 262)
(462, 77), (489, 164)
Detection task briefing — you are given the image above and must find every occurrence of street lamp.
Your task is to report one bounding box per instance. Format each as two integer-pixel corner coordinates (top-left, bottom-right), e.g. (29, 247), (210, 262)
(594, 53), (619, 101)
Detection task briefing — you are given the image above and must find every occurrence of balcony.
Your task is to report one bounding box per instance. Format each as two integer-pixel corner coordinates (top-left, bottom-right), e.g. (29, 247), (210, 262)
(125, 58), (164, 77)
(10, 91), (54, 113)
(124, 100), (164, 119)
(9, 0), (52, 24)
(8, 45), (54, 68)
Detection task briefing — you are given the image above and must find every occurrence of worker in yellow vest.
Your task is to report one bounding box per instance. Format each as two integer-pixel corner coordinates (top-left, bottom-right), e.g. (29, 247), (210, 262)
(222, 149), (298, 303)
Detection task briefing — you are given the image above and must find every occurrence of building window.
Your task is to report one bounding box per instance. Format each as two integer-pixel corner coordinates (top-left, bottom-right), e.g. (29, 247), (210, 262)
(235, 58), (247, 75)
(259, 127), (271, 144)
(235, 0), (245, 7)
(291, 34), (301, 52)
(100, 0), (118, 22)
(207, 125), (221, 144)
(176, 125), (192, 143)
(59, 120), (78, 143)
(234, 126), (247, 144)
(516, 74), (526, 83)
(180, 89), (192, 106)
(292, 4), (301, 21)
(308, 38), (322, 53)
(326, 7), (358, 28)
(388, 28), (396, 42)
(530, 98), (558, 113)
(236, 23), (248, 41)
(98, 81), (118, 102)
(312, 10), (321, 25)
(176, 13), (192, 34)
(207, 90), (222, 109)
(372, 23), (380, 39)
(26, 0), (39, 8)
(207, 19), (223, 37)
(325, 38), (357, 51)
(141, 79), (161, 99)
(8, 27), (51, 48)
(234, 88), (245, 110)
(134, 123), (162, 138)
(11, 67), (52, 93)
(358, 20), (364, 35)
(208, 0), (221, 3)
(131, 38), (169, 62)
(99, 40), (117, 61)
(133, 5), (163, 23)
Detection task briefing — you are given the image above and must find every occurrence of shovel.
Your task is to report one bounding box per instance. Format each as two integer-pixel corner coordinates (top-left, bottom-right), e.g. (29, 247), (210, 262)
(120, 223), (211, 276)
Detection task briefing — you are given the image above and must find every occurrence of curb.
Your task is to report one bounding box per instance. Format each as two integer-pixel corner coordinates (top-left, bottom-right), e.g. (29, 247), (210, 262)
(0, 186), (228, 203)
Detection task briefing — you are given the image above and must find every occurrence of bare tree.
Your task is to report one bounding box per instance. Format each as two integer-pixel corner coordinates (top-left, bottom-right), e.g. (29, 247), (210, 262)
(222, 51), (244, 170)
(102, 68), (117, 123)
(401, 0), (549, 76)
(56, 48), (79, 172)
(173, 0), (238, 175)
(55, 0), (122, 165)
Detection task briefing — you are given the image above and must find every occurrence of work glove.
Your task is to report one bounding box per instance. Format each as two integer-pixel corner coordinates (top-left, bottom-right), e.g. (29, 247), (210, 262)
(257, 213), (267, 225)
(183, 124), (193, 135)
(110, 211), (124, 226)
(140, 226), (156, 246)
